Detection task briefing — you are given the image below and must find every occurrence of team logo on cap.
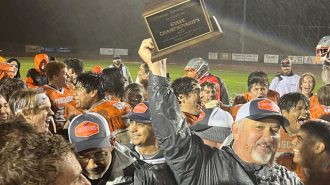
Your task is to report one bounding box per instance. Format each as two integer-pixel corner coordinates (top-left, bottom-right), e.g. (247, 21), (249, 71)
(75, 121), (99, 137)
(133, 103), (148, 113)
(257, 99), (280, 112)
(114, 102), (126, 110)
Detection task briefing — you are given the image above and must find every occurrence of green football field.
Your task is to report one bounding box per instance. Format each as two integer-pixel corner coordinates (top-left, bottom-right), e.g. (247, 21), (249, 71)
(16, 57), (324, 102)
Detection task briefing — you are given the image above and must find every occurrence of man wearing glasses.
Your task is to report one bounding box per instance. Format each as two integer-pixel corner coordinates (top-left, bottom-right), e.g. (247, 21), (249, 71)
(68, 112), (136, 185)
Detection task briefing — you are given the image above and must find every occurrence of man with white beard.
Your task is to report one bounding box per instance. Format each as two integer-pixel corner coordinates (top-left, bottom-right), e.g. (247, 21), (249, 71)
(138, 38), (303, 185)
(316, 36), (330, 84)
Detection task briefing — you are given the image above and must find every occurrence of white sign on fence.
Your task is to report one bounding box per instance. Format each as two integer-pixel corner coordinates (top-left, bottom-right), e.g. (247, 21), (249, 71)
(114, 48), (128, 56)
(288, 56), (304, 64)
(208, 52), (218, 60)
(244, 54), (258, 62)
(232, 53), (245, 61)
(264, 54), (279, 64)
(220, 53), (231, 60)
(26, 45), (43, 52)
(100, 48), (114, 55)
(232, 53), (258, 62)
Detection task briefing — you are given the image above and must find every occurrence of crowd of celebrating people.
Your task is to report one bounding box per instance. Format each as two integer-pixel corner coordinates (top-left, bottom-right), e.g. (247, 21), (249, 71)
(0, 36), (330, 185)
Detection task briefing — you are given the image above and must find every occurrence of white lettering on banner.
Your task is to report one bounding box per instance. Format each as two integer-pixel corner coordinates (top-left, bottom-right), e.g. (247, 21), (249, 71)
(232, 53), (245, 61)
(220, 53), (231, 60)
(25, 45), (43, 52)
(232, 53), (258, 62)
(114, 48), (128, 56)
(288, 56), (304, 64)
(264, 54), (279, 64)
(100, 48), (114, 55)
(244, 54), (258, 62)
(208, 52), (218, 60)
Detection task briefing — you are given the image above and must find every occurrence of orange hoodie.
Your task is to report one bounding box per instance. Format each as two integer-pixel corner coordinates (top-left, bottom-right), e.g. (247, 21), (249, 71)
(34, 53), (49, 72)
(24, 54), (49, 88)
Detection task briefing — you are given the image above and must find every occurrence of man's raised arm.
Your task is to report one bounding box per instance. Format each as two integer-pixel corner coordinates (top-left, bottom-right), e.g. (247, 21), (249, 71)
(138, 39), (206, 184)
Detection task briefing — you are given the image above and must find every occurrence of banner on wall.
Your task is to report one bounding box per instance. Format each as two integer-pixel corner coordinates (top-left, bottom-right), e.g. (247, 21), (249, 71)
(100, 48), (114, 55)
(232, 53), (258, 62)
(25, 45), (43, 52)
(219, 53), (231, 61)
(208, 52), (218, 60)
(288, 56), (304, 64)
(244, 54), (258, 62)
(232, 53), (245, 61)
(114, 48), (128, 56)
(264, 54), (279, 64)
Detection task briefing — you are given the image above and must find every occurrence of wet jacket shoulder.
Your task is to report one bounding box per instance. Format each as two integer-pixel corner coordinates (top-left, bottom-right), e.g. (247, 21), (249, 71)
(128, 144), (178, 185)
(148, 73), (302, 185)
(89, 142), (135, 185)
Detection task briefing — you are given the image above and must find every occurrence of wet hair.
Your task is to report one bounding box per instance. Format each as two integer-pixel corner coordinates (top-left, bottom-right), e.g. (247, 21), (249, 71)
(232, 94), (248, 105)
(45, 61), (67, 81)
(0, 118), (74, 185)
(124, 83), (145, 108)
(317, 84), (330, 106)
(8, 89), (46, 115)
(278, 92), (309, 111)
(63, 58), (84, 75)
(300, 120), (330, 154)
(49, 56), (57, 62)
(0, 78), (26, 101)
(171, 77), (198, 97)
(76, 72), (105, 100)
(138, 63), (150, 93)
(6, 58), (21, 79)
(299, 73), (316, 92)
(247, 71), (269, 91)
(201, 81), (217, 99)
(102, 67), (125, 99)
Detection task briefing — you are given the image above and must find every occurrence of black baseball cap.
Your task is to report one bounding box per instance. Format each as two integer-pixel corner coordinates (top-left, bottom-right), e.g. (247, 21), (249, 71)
(113, 54), (121, 60)
(281, 58), (291, 67)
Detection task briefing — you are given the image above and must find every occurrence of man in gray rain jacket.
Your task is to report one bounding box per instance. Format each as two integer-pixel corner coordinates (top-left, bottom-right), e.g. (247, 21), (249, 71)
(138, 38), (303, 185)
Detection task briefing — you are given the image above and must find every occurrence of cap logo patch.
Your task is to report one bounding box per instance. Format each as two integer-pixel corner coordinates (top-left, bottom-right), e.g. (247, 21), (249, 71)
(133, 103), (148, 113)
(113, 102), (125, 110)
(75, 121), (99, 137)
(257, 99), (279, 112)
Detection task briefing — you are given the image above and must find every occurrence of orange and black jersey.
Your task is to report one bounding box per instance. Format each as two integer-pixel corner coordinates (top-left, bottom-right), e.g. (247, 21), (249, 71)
(42, 85), (75, 127)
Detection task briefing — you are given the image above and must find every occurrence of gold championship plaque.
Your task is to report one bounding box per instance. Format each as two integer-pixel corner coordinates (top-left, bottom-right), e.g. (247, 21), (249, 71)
(143, 0), (223, 61)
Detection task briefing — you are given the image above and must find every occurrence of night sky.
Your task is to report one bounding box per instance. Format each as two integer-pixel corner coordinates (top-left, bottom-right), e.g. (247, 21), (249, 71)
(0, 0), (329, 58)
